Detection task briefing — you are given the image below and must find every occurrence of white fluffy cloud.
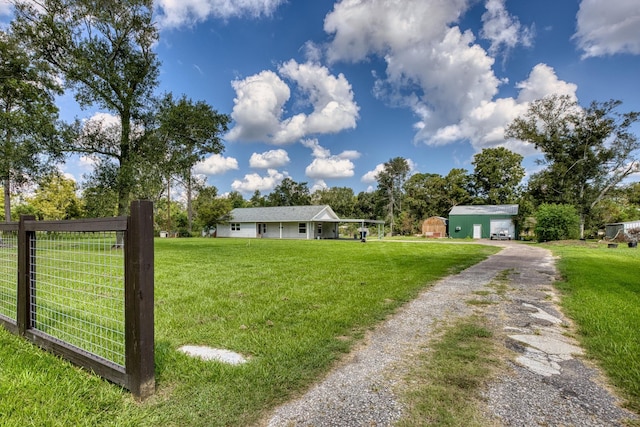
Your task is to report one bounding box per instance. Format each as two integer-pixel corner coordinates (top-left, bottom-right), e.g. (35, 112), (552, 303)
(226, 70), (291, 143)
(193, 154), (239, 175)
(231, 168), (287, 193)
(249, 149), (290, 169)
(574, 0), (640, 58)
(361, 163), (385, 184)
(324, 0), (582, 156)
(302, 138), (360, 180)
(325, 0), (500, 140)
(227, 60), (359, 145)
(481, 0), (534, 56)
(429, 64), (578, 154)
(155, 0), (286, 29)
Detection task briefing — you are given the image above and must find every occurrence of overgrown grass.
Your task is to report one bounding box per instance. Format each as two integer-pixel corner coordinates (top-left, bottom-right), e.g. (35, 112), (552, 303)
(549, 243), (640, 413)
(397, 316), (500, 426)
(0, 238), (497, 426)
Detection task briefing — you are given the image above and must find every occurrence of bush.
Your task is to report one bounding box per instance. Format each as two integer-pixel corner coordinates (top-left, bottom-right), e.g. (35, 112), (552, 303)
(534, 203), (580, 242)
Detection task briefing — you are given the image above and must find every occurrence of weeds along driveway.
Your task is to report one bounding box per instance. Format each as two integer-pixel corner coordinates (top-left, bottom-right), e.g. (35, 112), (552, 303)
(262, 241), (637, 427)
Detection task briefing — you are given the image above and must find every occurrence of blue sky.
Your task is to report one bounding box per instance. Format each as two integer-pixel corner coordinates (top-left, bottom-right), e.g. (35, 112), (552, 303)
(3, 0), (640, 197)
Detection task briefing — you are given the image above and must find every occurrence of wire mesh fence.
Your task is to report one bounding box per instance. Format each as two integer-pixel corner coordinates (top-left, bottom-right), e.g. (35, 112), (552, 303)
(30, 231), (126, 366)
(0, 201), (154, 399)
(0, 230), (18, 322)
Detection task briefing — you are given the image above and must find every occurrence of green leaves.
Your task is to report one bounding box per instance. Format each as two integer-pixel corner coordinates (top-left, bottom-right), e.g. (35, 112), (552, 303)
(507, 94), (640, 237)
(472, 147), (524, 205)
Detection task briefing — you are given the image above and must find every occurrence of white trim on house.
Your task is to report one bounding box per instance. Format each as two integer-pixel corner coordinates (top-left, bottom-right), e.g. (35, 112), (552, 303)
(216, 205), (384, 240)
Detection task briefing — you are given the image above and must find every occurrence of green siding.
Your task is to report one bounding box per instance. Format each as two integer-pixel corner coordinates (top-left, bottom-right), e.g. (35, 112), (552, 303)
(449, 214), (516, 239)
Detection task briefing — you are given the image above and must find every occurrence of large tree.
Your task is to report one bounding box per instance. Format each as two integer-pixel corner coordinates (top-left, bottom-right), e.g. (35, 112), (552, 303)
(472, 147), (524, 205)
(0, 28), (63, 221)
(311, 186), (356, 218)
(12, 0), (160, 216)
(154, 93), (230, 233)
(506, 94), (639, 237)
(193, 186), (232, 232)
(267, 178), (311, 206)
(442, 168), (473, 211)
(377, 157), (410, 235)
(28, 172), (84, 220)
(404, 173), (446, 221)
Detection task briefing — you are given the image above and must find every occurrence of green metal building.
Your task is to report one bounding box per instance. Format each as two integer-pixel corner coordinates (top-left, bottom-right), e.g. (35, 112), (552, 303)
(449, 205), (519, 239)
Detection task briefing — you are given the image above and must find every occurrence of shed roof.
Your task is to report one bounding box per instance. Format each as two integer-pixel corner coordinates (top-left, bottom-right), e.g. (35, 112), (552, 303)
(449, 204), (519, 216)
(229, 205), (341, 223)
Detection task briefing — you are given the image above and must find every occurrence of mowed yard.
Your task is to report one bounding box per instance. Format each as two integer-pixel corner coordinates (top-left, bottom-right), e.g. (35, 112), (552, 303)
(1, 239), (639, 426)
(548, 243), (640, 415)
(0, 238), (497, 426)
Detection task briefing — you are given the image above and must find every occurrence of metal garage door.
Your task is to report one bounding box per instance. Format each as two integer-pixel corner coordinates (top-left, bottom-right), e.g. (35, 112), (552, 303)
(490, 219), (514, 237)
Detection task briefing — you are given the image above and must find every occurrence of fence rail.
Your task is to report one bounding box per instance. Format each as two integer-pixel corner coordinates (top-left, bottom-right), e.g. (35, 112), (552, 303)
(0, 200), (154, 399)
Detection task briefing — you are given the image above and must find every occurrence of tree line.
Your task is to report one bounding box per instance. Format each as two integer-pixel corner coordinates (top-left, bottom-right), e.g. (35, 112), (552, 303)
(2, 1), (639, 240)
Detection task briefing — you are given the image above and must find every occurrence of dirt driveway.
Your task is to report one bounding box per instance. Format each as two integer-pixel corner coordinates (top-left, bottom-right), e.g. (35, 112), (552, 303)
(262, 241), (637, 426)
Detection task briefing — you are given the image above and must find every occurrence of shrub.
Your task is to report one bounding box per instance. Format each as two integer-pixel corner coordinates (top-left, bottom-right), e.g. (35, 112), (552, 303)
(534, 203), (580, 242)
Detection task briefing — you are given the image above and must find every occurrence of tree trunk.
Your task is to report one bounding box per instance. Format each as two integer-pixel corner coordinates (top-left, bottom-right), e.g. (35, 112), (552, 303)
(186, 173), (193, 234)
(167, 176), (171, 236)
(3, 179), (11, 222)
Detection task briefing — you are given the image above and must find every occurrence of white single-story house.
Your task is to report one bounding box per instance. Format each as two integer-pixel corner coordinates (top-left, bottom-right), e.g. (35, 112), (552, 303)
(216, 205), (384, 240)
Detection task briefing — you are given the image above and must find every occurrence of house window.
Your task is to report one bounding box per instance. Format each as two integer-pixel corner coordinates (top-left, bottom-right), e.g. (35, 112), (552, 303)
(317, 223), (322, 235)
(299, 223), (306, 234)
(231, 223), (241, 231)
(258, 223), (267, 234)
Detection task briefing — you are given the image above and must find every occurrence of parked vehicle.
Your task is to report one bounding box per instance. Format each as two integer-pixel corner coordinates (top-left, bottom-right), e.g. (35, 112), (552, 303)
(490, 230), (511, 240)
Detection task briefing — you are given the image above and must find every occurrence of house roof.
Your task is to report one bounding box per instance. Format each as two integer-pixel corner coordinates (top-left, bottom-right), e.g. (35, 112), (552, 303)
(229, 205), (341, 223)
(449, 204), (519, 216)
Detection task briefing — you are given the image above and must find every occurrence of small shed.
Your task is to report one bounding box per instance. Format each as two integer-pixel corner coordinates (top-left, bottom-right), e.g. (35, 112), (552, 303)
(449, 204), (519, 239)
(421, 216), (447, 238)
(605, 220), (640, 240)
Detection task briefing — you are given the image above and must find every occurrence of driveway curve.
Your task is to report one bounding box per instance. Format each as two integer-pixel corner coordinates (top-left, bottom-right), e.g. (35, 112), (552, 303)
(261, 241), (636, 426)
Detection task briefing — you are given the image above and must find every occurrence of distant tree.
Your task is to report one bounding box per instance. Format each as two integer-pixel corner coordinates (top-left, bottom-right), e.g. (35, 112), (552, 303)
(28, 172), (84, 220)
(626, 182), (640, 207)
(0, 28), (63, 221)
(249, 190), (267, 207)
(267, 178), (311, 206)
(397, 211), (417, 235)
(442, 168), (473, 212)
(155, 93), (230, 233)
(354, 191), (380, 220)
(81, 164), (119, 218)
(13, 0), (161, 216)
(506, 94), (639, 238)
(193, 186), (232, 232)
(227, 191), (246, 209)
(377, 157), (410, 235)
(534, 203), (580, 242)
(154, 198), (189, 235)
(404, 173), (449, 221)
(312, 187), (356, 217)
(472, 147), (524, 204)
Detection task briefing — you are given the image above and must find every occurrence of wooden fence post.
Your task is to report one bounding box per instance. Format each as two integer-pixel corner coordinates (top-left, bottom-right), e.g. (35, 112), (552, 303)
(17, 215), (35, 336)
(125, 200), (155, 400)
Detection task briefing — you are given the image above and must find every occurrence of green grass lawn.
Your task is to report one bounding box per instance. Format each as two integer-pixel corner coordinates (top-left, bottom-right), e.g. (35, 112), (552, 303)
(548, 242), (640, 413)
(0, 238), (497, 427)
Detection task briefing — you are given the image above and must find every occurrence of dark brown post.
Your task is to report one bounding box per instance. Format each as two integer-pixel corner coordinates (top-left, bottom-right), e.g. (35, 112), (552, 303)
(17, 215), (35, 335)
(125, 200), (155, 400)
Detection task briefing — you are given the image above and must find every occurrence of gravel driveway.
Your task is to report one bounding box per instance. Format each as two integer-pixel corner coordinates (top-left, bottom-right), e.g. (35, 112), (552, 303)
(261, 241), (637, 426)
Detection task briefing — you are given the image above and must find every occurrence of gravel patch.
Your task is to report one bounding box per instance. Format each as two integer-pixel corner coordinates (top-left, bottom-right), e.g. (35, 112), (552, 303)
(261, 241), (637, 426)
